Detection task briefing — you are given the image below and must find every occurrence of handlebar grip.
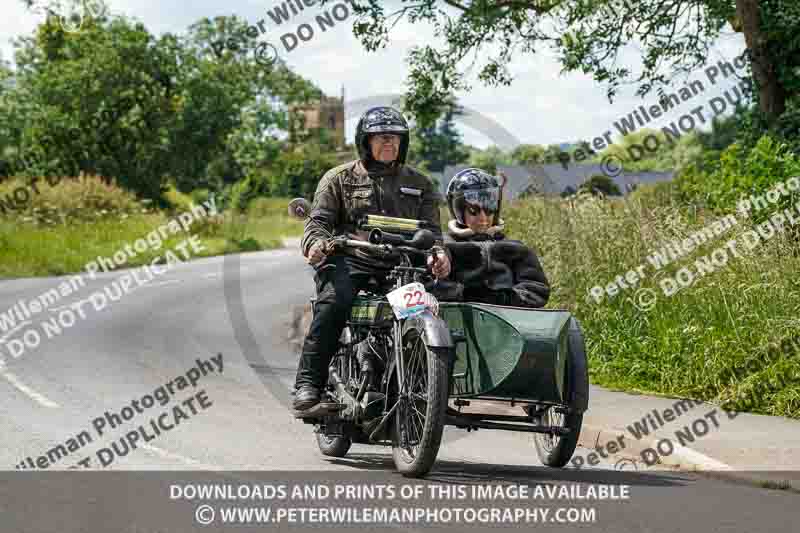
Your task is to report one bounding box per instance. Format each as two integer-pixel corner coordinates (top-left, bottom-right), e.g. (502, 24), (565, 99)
(368, 228), (436, 250)
(369, 228), (406, 246)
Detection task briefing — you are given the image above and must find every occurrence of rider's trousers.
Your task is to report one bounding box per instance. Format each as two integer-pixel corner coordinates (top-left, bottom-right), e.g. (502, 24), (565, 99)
(295, 255), (385, 391)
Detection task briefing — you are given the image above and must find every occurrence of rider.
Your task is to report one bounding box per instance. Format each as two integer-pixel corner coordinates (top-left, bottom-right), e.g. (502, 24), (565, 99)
(294, 106), (451, 412)
(433, 168), (550, 308)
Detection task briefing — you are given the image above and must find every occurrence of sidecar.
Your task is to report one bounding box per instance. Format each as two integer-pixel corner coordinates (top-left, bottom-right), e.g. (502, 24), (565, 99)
(437, 302), (589, 467)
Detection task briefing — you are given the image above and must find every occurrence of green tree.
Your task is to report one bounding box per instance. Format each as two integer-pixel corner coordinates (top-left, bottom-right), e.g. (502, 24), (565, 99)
(236, 142), (338, 207)
(6, 6), (321, 201)
(409, 98), (469, 172)
(580, 174), (622, 197)
(335, 0), (796, 128)
(0, 56), (16, 177)
(596, 128), (683, 172)
(8, 14), (184, 200)
(511, 144), (546, 167)
(567, 140), (598, 164)
(669, 131), (706, 174)
(697, 113), (741, 152)
(173, 16), (320, 193)
(543, 145), (569, 169)
(467, 145), (512, 174)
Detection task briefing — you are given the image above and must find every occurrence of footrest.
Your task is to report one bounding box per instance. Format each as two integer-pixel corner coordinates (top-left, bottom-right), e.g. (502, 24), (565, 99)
(292, 402), (346, 419)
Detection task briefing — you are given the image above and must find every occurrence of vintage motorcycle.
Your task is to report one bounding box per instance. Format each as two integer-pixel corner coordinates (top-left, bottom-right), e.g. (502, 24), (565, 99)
(289, 198), (589, 478)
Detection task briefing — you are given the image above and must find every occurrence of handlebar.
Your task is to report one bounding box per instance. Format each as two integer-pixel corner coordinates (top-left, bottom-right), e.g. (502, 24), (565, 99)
(318, 230), (441, 274)
(316, 229), (445, 284)
(329, 236), (431, 258)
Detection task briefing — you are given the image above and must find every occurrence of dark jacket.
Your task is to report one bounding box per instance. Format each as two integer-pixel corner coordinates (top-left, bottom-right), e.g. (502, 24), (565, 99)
(432, 221), (550, 308)
(301, 159), (445, 273)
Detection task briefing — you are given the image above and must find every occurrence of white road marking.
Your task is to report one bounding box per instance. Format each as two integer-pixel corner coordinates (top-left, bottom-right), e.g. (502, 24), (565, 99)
(141, 444), (219, 469)
(203, 273), (219, 279)
(0, 321), (32, 343)
(667, 440), (734, 471)
(0, 368), (60, 408)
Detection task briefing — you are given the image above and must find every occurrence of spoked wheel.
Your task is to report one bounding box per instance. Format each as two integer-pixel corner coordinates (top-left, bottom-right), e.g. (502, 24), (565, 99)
(391, 328), (450, 478)
(316, 432), (352, 457)
(533, 317), (589, 467)
(532, 406), (582, 467)
(315, 346), (354, 458)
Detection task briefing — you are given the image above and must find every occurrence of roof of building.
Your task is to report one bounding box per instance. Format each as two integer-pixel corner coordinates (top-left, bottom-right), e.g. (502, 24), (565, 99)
(434, 163), (674, 198)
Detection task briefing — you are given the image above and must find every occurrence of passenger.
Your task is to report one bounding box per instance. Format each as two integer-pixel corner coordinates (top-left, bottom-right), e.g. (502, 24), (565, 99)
(433, 168), (550, 308)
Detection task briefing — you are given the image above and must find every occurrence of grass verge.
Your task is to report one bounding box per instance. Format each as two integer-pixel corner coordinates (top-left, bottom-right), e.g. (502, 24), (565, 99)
(505, 184), (800, 419)
(0, 195), (303, 278)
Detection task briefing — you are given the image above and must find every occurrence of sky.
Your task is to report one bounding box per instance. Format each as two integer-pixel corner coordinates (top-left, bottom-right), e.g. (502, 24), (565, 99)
(1, 0), (750, 149)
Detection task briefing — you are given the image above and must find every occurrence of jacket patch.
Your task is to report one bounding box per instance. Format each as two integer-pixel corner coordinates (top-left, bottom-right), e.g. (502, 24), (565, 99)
(400, 187), (422, 197)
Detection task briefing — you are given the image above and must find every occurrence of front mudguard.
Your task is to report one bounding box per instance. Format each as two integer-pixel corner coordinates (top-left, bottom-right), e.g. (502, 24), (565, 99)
(402, 310), (454, 349)
(382, 311), (455, 396)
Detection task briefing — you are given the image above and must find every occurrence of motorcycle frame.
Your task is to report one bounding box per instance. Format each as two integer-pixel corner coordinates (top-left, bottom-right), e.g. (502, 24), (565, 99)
(317, 250), (437, 446)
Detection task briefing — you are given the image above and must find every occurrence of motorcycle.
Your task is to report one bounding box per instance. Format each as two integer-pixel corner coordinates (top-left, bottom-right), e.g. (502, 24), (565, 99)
(288, 198), (589, 478)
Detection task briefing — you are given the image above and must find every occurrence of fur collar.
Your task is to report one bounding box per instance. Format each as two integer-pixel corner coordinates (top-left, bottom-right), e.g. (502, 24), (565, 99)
(448, 219), (505, 239)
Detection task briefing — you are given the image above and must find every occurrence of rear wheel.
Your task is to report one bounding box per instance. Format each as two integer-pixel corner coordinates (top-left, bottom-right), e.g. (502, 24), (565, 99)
(391, 328), (450, 478)
(316, 433), (352, 457)
(315, 342), (356, 458)
(533, 318), (589, 467)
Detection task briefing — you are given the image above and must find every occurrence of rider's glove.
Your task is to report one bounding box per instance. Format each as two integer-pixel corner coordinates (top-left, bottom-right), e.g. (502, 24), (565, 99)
(498, 289), (519, 306)
(305, 240), (328, 266)
(427, 246), (451, 279)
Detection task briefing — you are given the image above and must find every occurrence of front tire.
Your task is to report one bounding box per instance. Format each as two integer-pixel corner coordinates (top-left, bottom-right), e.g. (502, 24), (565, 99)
(391, 328), (450, 478)
(533, 318), (589, 468)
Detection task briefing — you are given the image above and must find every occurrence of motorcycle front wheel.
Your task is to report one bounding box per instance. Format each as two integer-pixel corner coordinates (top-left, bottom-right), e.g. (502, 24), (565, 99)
(391, 327), (450, 478)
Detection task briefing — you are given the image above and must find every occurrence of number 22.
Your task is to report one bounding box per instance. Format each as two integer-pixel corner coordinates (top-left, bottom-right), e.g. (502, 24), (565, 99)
(403, 291), (423, 307)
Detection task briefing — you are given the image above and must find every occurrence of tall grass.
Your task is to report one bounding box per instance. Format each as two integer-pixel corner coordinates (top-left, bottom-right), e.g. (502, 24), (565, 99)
(506, 184), (800, 418)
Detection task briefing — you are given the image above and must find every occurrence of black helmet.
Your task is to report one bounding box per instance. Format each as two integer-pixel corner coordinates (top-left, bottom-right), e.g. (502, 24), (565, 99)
(446, 168), (503, 226)
(355, 106), (410, 168)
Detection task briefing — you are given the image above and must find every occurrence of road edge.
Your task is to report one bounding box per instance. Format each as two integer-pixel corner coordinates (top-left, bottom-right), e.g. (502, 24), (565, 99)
(578, 423), (800, 493)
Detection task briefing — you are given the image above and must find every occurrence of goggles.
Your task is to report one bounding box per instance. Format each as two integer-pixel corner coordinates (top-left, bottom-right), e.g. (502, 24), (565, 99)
(370, 133), (401, 144)
(461, 188), (500, 215)
(364, 123), (407, 133)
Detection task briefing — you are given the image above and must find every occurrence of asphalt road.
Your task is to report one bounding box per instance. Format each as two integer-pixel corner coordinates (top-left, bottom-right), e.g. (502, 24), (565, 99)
(0, 245), (796, 532)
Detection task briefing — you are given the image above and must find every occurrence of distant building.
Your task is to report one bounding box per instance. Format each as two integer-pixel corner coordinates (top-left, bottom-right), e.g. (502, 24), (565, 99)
(288, 88), (346, 150)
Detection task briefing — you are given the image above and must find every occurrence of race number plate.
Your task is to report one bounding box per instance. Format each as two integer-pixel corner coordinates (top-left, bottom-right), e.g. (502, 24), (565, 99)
(386, 282), (439, 319)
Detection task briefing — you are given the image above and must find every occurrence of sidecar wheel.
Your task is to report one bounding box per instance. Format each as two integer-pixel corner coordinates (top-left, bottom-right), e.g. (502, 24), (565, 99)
(533, 318), (589, 468)
(316, 433), (351, 457)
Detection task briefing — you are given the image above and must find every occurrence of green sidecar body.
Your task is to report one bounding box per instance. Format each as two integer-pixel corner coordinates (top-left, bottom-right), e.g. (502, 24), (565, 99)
(438, 302), (585, 410)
